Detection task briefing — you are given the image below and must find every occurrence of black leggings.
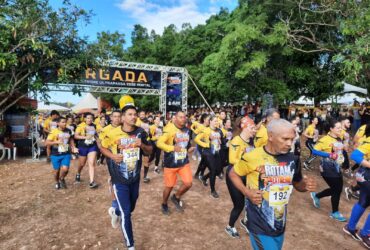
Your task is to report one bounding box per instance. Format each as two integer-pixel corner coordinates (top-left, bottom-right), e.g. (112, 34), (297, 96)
(226, 167), (246, 227)
(316, 176), (343, 213)
(305, 139), (317, 164)
(203, 152), (222, 192)
(149, 144), (161, 166)
(195, 153), (207, 177)
(342, 150), (349, 170)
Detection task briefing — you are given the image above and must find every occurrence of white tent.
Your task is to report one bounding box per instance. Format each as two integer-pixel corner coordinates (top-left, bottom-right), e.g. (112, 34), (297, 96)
(291, 96), (314, 105)
(71, 93), (98, 112)
(343, 82), (368, 95)
(37, 102), (71, 112)
(322, 93), (368, 105)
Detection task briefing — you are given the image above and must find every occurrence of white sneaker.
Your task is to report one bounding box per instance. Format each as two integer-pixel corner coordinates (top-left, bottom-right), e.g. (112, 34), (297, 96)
(108, 207), (121, 229)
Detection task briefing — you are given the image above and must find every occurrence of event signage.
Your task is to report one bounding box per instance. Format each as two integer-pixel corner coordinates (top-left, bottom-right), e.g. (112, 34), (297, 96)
(82, 67), (162, 89)
(166, 72), (183, 112)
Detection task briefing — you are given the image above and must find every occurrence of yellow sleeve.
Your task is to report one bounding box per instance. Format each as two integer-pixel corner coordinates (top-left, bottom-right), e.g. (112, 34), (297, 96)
(150, 125), (157, 141)
(356, 125), (366, 138)
(194, 132), (209, 148)
(194, 124), (204, 135)
(228, 138), (241, 165)
(101, 133), (112, 149)
(254, 133), (267, 148)
(75, 125), (85, 136)
(233, 152), (251, 176)
(357, 141), (370, 154)
(304, 126), (313, 136)
(46, 130), (56, 141)
(190, 123), (197, 133)
(44, 119), (50, 130)
(157, 131), (175, 152)
(313, 137), (326, 151)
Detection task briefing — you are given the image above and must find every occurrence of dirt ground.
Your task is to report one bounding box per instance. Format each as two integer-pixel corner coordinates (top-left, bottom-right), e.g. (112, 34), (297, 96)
(0, 148), (367, 250)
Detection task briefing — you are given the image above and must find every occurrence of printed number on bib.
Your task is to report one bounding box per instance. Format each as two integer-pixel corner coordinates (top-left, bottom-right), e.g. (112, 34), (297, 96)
(123, 148), (140, 163)
(175, 149), (187, 161)
(269, 185), (293, 206)
(58, 144), (69, 153)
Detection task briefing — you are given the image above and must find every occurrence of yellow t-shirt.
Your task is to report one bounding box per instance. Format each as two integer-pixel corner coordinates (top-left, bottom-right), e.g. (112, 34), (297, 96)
(254, 124), (268, 148)
(304, 124), (315, 137)
(228, 135), (254, 166)
(47, 128), (72, 155)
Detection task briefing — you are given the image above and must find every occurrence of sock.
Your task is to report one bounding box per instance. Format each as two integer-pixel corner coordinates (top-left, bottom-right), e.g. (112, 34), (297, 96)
(144, 166), (149, 178)
(361, 213), (370, 236)
(348, 203), (366, 231)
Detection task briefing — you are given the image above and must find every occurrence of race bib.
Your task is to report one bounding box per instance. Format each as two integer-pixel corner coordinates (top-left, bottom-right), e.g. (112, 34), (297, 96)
(122, 148), (140, 164)
(58, 144), (69, 153)
(175, 149), (187, 161)
(269, 185), (293, 207)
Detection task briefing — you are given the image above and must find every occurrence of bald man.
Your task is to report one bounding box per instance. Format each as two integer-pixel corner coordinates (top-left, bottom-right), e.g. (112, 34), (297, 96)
(229, 119), (316, 250)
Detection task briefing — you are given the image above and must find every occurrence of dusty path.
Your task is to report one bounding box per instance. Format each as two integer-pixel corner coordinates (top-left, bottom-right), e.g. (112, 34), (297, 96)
(0, 152), (366, 250)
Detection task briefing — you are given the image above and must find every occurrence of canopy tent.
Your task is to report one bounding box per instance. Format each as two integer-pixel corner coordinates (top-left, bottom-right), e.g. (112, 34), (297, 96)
(71, 93), (98, 112)
(342, 82), (368, 95)
(322, 93), (368, 105)
(37, 101), (71, 112)
(291, 96), (314, 105)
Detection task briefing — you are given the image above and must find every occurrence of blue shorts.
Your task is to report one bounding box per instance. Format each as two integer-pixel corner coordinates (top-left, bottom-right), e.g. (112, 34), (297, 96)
(249, 233), (285, 250)
(78, 145), (99, 157)
(51, 154), (71, 170)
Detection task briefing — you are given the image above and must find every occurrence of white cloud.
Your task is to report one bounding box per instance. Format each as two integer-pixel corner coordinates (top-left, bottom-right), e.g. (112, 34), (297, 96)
(117, 0), (218, 34)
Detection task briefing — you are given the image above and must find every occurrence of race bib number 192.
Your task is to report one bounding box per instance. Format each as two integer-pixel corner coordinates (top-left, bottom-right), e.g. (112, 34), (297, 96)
(269, 185), (293, 207)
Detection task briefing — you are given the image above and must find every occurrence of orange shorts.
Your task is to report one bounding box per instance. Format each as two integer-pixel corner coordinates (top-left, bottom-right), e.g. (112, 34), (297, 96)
(163, 163), (193, 188)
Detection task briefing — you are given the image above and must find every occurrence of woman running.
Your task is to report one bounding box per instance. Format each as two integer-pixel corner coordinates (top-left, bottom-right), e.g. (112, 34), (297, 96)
(303, 117), (319, 170)
(194, 113), (211, 180)
(195, 115), (224, 198)
(225, 116), (256, 238)
(310, 119), (346, 222)
(74, 112), (99, 188)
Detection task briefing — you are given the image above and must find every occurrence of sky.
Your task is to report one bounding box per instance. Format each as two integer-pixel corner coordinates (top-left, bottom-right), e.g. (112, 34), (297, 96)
(46, 0), (238, 104)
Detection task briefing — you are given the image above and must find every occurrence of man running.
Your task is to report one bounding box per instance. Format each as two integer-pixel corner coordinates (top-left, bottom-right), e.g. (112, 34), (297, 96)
(45, 116), (77, 189)
(229, 119), (316, 250)
(100, 105), (152, 250)
(157, 110), (194, 215)
(98, 110), (123, 228)
(43, 110), (60, 161)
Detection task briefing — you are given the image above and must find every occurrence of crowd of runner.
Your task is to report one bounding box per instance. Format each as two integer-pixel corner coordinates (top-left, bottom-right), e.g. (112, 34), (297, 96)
(37, 96), (370, 250)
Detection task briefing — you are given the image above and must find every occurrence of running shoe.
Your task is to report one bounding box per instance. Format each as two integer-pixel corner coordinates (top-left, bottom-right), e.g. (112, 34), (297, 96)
(344, 187), (352, 201)
(60, 179), (67, 189)
(171, 194), (184, 212)
(310, 192), (320, 208)
(108, 207), (121, 229)
(55, 182), (61, 190)
(154, 166), (160, 174)
(225, 226), (240, 238)
(143, 177), (151, 183)
(343, 224), (361, 241)
(201, 176), (208, 187)
(89, 181), (99, 189)
(357, 233), (370, 249)
(211, 191), (219, 199)
(330, 211), (347, 222)
(240, 219), (249, 234)
(75, 174), (81, 183)
(218, 173), (224, 180)
(161, 204), (170, 215)
(198, 156), (202, 162)
(97, 159), (101, 166)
